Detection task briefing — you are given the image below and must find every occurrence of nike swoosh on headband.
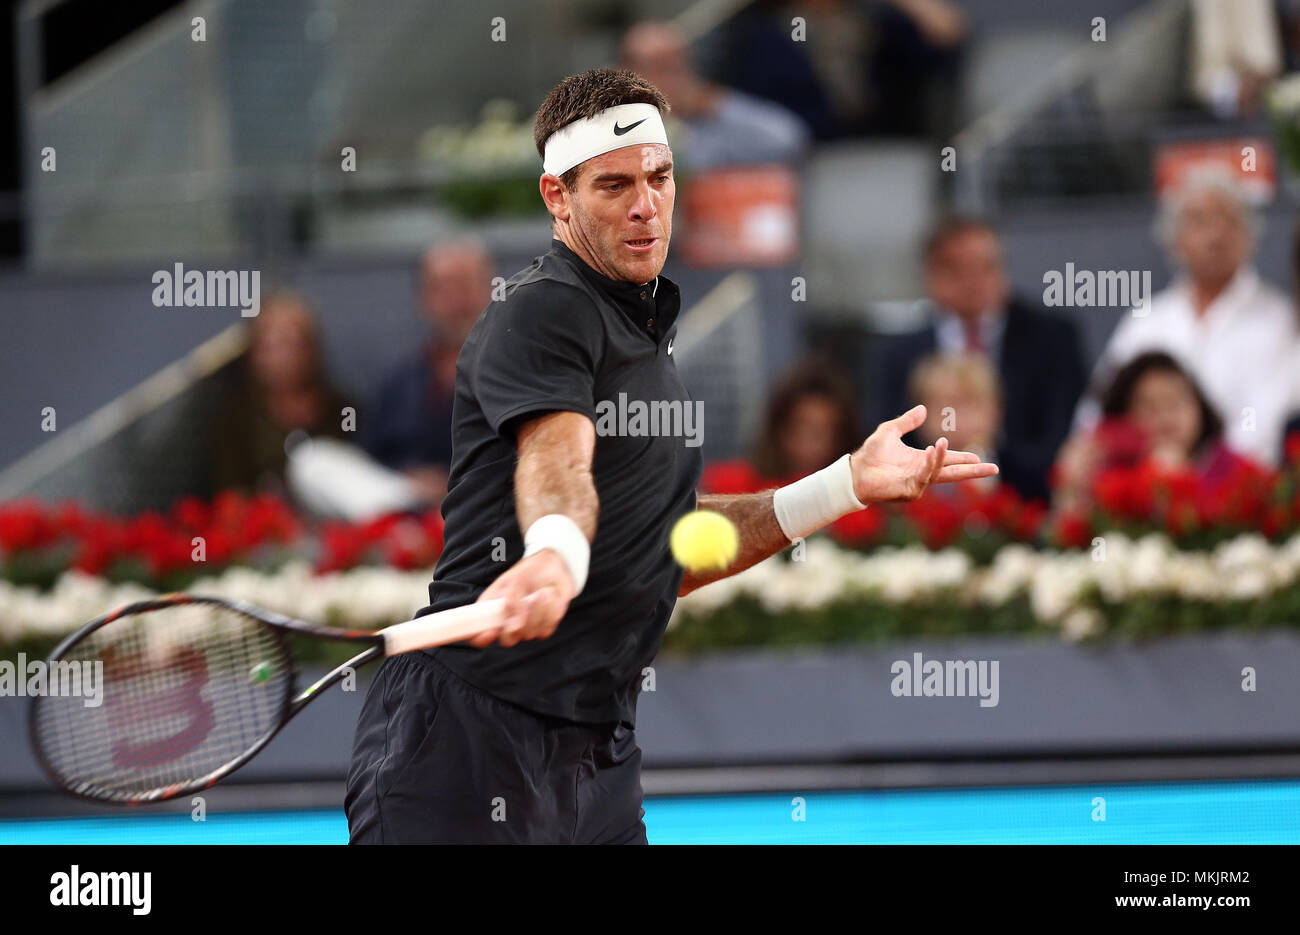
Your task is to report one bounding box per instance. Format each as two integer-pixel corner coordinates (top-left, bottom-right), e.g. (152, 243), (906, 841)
(542, 104), (670, 176)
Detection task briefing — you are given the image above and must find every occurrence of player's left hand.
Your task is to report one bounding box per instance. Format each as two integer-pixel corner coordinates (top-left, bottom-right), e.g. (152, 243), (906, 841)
(849, 405), (999, 503)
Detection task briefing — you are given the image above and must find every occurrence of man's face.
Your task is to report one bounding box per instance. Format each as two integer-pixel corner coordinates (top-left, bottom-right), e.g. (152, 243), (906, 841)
(1174, 190), (1249, 286)
(924, 229), (1009, 320)
(421, 246), (493, 339)
(552, 143), (674, 284)
(918, 370), (1001, 452)
(622, 25), (691, 110)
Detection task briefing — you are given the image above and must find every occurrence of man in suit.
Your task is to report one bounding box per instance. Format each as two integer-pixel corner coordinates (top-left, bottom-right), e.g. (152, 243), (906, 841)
(874, 216), (1085, 502)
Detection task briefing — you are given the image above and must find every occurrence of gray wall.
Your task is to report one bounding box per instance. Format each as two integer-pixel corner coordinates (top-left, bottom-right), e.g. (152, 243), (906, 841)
(3, 632), (1297, 801)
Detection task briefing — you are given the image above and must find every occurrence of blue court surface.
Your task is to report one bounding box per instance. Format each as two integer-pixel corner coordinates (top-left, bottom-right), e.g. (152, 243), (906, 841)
(2, 778), (1298, 844)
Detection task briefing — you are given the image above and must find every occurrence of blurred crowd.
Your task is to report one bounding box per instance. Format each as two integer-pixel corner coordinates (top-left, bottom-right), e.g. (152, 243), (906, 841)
(709, 168), (1300, 519)
(208, 237), (490, 517)
(210, 164), (1300, 531)
(202, 5), (1300, 531)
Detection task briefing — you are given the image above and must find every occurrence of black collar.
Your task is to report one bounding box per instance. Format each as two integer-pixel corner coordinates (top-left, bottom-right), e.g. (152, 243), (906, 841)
(548, 238), (681, 339)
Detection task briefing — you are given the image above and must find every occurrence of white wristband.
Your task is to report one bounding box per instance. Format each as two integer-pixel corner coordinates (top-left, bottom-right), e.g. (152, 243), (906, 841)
(522, 513), (590, 594)
(772, 453), (865, 540)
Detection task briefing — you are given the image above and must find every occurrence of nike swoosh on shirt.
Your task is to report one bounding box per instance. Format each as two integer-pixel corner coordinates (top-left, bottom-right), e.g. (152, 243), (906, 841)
(613, 118), (647, 136)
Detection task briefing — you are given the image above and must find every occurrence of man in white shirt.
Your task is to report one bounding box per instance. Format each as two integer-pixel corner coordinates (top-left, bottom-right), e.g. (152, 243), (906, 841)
(1078, 168), (1298, 466)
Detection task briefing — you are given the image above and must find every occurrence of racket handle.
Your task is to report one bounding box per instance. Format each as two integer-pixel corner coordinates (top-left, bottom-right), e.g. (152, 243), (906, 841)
(379, 599), (507, 655)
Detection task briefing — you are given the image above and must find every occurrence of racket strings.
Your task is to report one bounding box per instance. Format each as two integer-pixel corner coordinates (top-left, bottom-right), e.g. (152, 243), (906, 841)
(32, 604), (292, 801)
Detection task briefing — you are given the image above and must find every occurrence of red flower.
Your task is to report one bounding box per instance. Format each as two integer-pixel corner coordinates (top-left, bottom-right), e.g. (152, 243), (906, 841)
(700, 460), (765, 495)
(201, 528), (235, 566)
(1054, 511), (1092, 549)
(171, 496), (210, 531)
(51, 501), (90, 537)
(1285, 430), (1300, 466)
(1015, 500), (1048, 541)
(903, 495), (964, 549)
(829, 506), (885, 546)
(1262, 504), (1290, 539)
(381, 515), (443, 570)
(0, 499), (55, 551)
(1093, 462), (1156, 519)
(317, 523), (366, 573)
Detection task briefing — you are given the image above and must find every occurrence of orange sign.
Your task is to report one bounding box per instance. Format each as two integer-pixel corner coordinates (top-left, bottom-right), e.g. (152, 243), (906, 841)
(680, 165), (800, 267)
(1153, 137), (1276, 203)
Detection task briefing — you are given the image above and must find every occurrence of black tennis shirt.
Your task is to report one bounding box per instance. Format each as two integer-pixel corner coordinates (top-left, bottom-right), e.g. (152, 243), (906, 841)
(418, 238), (703, 727)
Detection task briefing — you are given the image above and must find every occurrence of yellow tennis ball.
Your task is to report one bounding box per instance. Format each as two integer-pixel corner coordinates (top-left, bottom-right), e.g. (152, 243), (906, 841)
(670, 510), (739, 572)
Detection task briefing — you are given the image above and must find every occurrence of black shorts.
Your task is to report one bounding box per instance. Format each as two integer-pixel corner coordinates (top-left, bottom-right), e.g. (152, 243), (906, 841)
(345, 651), (648, 844)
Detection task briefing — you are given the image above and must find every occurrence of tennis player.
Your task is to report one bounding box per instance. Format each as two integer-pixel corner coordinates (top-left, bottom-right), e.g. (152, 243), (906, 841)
(345, 69), (998, 844)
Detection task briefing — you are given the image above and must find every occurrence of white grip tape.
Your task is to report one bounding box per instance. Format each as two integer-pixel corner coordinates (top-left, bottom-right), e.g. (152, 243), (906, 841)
(522, 513), (590, 594)
(772, 453), (865, 541)
(380, 598), (507, 656)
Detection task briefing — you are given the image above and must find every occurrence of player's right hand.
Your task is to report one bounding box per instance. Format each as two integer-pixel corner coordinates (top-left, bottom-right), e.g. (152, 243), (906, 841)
(471, 549), (575, 648)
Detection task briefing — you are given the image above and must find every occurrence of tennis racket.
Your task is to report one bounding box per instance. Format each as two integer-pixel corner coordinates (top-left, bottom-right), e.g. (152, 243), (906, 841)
(28, 593), (505, 805)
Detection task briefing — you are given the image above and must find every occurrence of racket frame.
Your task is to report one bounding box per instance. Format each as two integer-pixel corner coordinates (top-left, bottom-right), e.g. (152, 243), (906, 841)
(29, 593), (390, 805)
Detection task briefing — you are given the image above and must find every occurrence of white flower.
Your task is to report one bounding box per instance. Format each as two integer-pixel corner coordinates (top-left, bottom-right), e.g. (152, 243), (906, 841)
(1061, 607), (1105, 641)
(1165, 553), (1218, 601)
(5, 532), (1300, 649)
(976, 543), (1038, 605)
(1029, 554), (1092, 622)
(1215, 533), (1273, 573)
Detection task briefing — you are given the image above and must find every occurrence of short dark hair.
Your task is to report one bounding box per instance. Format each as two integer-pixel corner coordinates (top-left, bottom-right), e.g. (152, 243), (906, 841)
(752, 357), (862, 479)
(923, 214), (999, 266)
(1102, 351), (1224, 455)
(534, 68), (669, 189)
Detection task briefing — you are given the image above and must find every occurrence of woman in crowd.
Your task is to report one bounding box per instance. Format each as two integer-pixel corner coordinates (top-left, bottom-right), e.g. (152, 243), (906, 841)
(702, 357), (861, 493)
(1054, 350), (1261, 513)
(210, 289), (354, 496)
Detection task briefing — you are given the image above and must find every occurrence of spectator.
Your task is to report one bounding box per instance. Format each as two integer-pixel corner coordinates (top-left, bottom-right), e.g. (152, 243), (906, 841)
(1284, 412), (1300, 467)
(1282, 213), (1300, 466)
(1055, 351), (1262, 513)
(701, 358), (860, 492)
(874, 216), (1086, 503)
(210, 289), (353, 495)
(621, 20), (810, 171)
(1188, 0), (1282, 118)
(362, 239), (493, 506)
(755, 358), (862, 479)
(906, 352), (1002, 493)
(706, 0), (967, 140)
(1078, 168), (1298, 467)
(1278, 0), (1300, 73)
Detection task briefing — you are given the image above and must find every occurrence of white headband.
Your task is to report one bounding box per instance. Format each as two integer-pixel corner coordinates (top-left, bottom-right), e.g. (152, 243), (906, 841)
(542, 102), (670, 177)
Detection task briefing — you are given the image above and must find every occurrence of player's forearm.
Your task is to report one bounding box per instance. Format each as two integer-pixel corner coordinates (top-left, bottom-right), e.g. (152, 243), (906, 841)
(514, 435), (599, 541)
(678, 491), (786, 595)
